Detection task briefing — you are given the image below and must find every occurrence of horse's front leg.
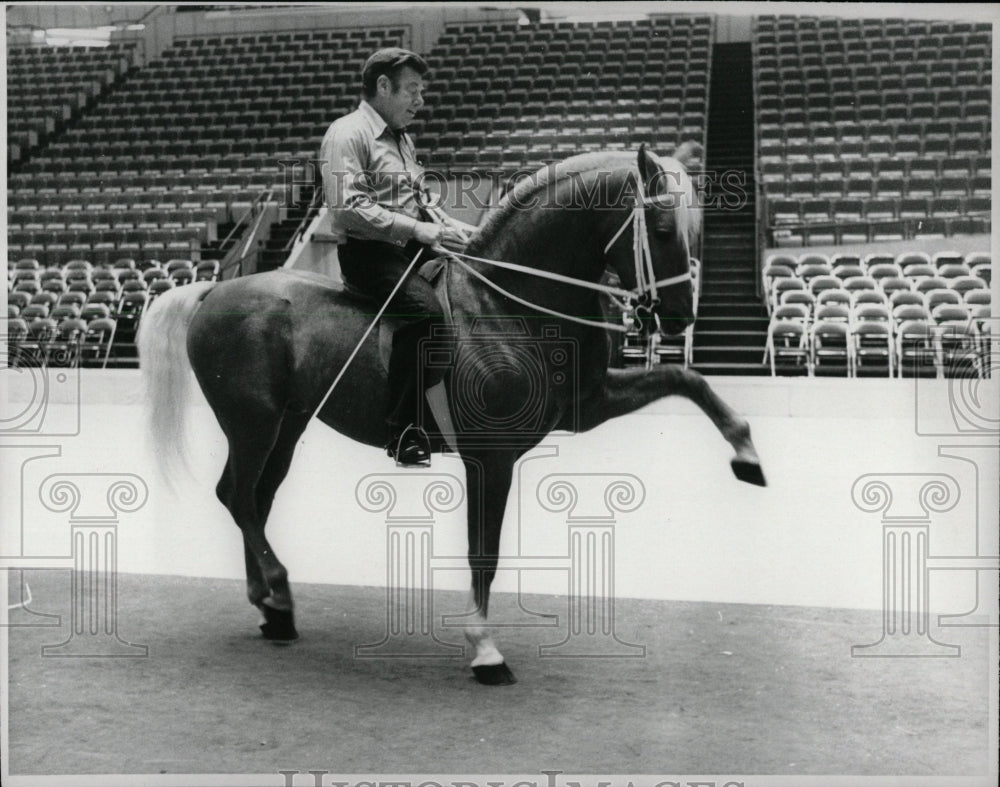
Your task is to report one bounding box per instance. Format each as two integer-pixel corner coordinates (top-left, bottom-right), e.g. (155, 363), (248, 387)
(579, 365), (766, 486)
(461, 451), (517, 685)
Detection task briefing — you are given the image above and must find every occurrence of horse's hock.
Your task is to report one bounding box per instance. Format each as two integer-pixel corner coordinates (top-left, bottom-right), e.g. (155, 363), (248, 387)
(352, 462), (648, 660)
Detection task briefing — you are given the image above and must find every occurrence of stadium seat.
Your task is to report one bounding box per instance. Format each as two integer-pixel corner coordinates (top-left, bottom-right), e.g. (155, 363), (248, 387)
(894, 318), (937, 378)
(967, 260), (991, 285)
(795, 255), (832, 281)
(810, 320), (852, 376)
(964, 290), (991, 308)
(925, 288), (963, 312)
(851, 289), (888, 307)
(832, 261), (866, 280)
(809, 275), (842, 296)
(769, 277), (806, 311)
(852, 318), (893, 375)
(937, 262), (971, 279)
(82, 316), (116, 366)
(816, 288), (852, 309)
(915, 277), (951, 296)
(867, 262), (904, 282)
(763, 304), (810, 376)
(950, 275), (988, 298)
(889, 289), (924, 310)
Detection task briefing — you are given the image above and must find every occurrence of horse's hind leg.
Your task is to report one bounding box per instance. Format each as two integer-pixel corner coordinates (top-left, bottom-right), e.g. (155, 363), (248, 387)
(216, 457), (269, 609)
(251, 411), (312, 638)
(217, 411), (305, 641)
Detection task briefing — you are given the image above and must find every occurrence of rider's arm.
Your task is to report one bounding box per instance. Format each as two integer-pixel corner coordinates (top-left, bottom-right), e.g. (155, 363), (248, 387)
(324, 125), (419, 246)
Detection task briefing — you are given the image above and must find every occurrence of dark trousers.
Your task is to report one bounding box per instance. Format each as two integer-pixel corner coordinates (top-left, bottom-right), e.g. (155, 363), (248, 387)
(338, 238), (448, 434)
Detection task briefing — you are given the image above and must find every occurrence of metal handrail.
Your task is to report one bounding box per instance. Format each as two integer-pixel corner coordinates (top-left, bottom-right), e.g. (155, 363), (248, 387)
(284, 186), (324, 251)
(220, 188), (274, 248)
(217, 189), (275, 278)
(771, 211), (991, 234)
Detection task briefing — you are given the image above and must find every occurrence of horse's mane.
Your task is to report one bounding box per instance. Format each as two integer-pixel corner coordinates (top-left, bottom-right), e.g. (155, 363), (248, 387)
(467, 149), (702, 256)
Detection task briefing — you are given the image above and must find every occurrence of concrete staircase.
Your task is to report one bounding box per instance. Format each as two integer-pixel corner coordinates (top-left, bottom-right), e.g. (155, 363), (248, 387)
(692, 41), (769, 376)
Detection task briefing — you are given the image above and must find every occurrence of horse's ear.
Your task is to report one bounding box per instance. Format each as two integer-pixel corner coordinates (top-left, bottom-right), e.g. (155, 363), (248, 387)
(637, 144), (662, 193)
(672, 141), (704, 171)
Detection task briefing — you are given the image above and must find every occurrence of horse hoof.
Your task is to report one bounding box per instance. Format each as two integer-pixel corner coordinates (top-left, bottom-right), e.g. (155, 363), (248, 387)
(472, 662), (517, 686)
(731, 459), (767, 487)
(259, 605), (298, 641)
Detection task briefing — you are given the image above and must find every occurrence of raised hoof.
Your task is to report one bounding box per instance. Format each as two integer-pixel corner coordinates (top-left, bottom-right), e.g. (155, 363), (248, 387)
(472, 662), (517, 686)
(731, 458), (767, 487)
(259, 605), (298, 642)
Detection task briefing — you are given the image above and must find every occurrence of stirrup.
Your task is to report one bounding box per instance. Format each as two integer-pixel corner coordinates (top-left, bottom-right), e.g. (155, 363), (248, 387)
(389, 424), (431, 468)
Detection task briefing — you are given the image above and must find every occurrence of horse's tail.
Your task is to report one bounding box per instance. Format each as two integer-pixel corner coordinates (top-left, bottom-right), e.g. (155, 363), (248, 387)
(136, 281), (217, 487)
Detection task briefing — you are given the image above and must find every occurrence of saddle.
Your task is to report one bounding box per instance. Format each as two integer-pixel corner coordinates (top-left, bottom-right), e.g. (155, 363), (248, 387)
(335, 255), (449, 374)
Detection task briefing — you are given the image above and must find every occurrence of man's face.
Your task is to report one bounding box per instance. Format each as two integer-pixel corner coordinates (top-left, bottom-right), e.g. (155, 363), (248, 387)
(378, 65), (425, 130)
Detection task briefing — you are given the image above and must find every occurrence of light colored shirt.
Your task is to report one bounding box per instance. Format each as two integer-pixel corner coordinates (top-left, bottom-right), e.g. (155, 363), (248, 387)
(319, 100), (424, 246)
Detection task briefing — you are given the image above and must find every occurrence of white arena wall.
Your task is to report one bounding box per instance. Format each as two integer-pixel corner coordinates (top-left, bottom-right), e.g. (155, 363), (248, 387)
(3, 368), (997, 617)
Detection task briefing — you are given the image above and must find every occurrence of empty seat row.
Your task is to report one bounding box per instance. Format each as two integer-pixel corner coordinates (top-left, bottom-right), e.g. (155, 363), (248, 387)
(761, 155), (988, 180)
(762, 247), (992, 377)
(767, 196), (989, 223)
(763, 300), (990, 378)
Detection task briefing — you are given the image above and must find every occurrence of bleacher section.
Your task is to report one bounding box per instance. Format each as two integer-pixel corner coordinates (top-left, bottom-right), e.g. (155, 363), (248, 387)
(754, 16), (991, 247)
(7, 28), (405, 365)
(7, 16), (715, 369)
(7, 43), (137, 163)
(414, 15), (712, 173)
(762, 249), (991, 377)
(6, 12), (992, 380)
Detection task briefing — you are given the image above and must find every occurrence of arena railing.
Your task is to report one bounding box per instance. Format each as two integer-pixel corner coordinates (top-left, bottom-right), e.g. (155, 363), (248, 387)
(284, 185), (324, 254)
(768, 213), (991, 248)
(217, 188), (276, 279)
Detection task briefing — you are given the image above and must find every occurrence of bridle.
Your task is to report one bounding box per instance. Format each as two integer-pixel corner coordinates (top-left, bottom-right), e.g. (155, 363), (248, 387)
(425, 170), (693, 334)
(602, 173), (693, 310)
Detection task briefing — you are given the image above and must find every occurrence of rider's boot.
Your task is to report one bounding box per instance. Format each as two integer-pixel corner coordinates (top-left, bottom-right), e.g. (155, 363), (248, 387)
(386, 423), (431, 467)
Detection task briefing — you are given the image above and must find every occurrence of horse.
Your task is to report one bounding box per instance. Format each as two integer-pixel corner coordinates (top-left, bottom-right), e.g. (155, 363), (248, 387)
(136, 145), (766, 686)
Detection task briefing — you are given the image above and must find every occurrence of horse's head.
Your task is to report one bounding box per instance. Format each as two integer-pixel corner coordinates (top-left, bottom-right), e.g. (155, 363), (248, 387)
(603, 145), (702, 336)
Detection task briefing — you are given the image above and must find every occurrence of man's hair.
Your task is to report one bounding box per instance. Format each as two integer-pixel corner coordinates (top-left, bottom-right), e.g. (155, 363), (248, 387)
(361, 48), (429, 99)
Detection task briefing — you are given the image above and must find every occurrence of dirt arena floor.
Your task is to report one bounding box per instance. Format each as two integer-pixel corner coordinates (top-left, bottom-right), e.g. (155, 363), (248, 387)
(6, 570), (993, 779)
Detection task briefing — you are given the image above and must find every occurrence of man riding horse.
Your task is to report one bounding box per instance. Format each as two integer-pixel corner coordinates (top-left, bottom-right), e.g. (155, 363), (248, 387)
(319, 48), (475, 466)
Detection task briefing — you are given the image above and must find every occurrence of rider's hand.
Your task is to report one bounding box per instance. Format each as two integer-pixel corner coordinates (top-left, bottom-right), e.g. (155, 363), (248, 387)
(412, 222), (443, 246)
(435, 226), (469, 253)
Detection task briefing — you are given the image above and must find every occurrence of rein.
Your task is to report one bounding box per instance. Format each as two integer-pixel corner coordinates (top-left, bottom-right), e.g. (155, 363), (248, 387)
(424, 174), (692, 334)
